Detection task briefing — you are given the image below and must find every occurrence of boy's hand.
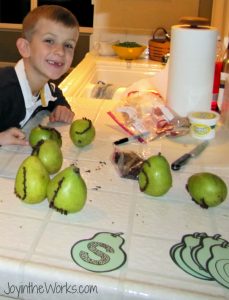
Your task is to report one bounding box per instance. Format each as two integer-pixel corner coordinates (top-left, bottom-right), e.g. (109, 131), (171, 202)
(49, 105), (75, 124)
(0, 128), (28, 146)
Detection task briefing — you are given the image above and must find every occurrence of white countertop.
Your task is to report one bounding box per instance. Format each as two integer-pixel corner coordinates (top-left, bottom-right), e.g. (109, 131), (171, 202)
(0, 55), (228, 300)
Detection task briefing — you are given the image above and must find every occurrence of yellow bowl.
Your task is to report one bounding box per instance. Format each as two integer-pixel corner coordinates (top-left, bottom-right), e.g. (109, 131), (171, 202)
(112, 44), (146, 60)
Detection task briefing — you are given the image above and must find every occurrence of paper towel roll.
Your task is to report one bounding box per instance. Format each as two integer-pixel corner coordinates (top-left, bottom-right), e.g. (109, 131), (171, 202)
(166, 25), (218, 117)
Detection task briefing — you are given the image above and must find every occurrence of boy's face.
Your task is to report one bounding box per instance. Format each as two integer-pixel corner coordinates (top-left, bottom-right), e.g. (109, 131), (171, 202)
(24, 18), (78, 82)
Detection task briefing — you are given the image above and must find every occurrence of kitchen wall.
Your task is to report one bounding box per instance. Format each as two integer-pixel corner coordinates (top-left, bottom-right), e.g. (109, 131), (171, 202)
(211, 0), (229, 42)
(91, 0), (213, 49)
(93, 0), (199, 33)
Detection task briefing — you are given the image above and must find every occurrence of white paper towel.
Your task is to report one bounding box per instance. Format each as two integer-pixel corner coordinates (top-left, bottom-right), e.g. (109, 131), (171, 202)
(166, 25), (218, 117)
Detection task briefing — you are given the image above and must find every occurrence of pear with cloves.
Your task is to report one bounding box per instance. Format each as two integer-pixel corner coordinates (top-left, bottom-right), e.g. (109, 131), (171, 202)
(47, 165), (87, 214)
(32, 139), (63, 175)
(29, 124), (62, 147)
(14, 156), (50, 204)
(186, 172), (227, 208)
(70, 118), (95, 147)
(138, 153), (172, 196)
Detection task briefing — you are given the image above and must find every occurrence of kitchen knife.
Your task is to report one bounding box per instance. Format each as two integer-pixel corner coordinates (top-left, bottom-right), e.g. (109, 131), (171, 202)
(171, 141), (209, 171)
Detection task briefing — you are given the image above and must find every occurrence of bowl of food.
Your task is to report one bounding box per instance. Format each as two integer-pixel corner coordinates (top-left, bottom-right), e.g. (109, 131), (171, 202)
(112, 42), (146, 60)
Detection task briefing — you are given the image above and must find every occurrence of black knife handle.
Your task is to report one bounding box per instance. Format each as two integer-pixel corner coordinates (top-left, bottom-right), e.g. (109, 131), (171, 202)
(171, 153), (191, 171)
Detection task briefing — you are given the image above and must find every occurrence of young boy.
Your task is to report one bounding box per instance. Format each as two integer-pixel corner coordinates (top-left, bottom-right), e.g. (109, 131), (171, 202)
(0, 5), (79, 146)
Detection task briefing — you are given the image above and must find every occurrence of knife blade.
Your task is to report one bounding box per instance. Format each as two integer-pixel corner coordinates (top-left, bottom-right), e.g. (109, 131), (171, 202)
(171, 141), (209, 171)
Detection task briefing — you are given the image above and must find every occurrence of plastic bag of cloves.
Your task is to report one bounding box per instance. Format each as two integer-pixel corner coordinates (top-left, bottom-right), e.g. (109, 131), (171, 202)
(112, 147), (144, 180)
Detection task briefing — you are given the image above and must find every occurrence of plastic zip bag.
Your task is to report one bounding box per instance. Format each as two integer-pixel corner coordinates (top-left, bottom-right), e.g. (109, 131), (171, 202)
(108, 89), (177, 141)
(112, 147), (144, 179)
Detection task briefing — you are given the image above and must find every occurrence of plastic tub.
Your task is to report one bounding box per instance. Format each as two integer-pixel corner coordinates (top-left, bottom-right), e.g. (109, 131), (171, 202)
(188, 111), (220, 140)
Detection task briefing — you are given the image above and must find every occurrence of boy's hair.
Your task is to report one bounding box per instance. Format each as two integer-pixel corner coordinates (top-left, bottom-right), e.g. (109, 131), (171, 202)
(22, 5), (79, 40)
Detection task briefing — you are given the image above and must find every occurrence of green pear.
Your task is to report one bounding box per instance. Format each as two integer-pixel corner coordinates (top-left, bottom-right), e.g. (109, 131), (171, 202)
(70, 118), (95, 147)
(15, 156), (50, 204)
(186, 172), (228, 208)
(29, 124), (62, 147)
(32, 140), (63, 175)
(138, 153), (172, 196)
(47, 165), (87, 214)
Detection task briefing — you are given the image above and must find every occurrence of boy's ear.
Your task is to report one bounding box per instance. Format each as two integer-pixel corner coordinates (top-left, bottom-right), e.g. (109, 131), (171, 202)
(16, 38), (30, 58)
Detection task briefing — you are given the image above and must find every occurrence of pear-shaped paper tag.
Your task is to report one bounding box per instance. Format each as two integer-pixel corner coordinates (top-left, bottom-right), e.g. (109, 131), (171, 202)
(71, 232), (127, 272)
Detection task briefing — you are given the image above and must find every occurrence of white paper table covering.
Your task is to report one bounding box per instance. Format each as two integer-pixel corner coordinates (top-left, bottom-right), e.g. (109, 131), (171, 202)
(0, 56), (228, 300)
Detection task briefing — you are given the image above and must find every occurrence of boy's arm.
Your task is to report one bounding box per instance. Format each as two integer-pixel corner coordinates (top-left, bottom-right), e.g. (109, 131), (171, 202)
(49, 105), (75, 123)
(47, 84), (75, 123)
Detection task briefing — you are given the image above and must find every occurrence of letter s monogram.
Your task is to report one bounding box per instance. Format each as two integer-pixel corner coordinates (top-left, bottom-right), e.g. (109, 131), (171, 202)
(79, 241), (114, 265)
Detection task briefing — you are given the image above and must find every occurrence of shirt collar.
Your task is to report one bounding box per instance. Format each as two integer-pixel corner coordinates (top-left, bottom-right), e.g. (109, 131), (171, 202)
(15, 59), (57, 108)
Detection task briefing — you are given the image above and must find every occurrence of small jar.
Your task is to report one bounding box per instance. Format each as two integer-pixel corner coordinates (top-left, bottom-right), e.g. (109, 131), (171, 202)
(188, 111), (219, 140)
